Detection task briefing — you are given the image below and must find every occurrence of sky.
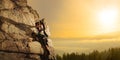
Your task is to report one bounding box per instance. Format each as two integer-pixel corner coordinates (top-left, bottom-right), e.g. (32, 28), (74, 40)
(28, 0), (120, 38)
(28, 0), (120, 55)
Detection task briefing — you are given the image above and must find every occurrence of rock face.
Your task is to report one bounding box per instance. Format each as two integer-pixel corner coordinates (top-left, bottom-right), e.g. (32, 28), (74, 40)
(0, 0), (55, 60)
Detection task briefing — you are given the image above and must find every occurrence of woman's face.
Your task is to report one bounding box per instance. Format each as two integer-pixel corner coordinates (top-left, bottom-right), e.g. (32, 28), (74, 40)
(36, 24), (40, 28)
(36, 23), (42, 30)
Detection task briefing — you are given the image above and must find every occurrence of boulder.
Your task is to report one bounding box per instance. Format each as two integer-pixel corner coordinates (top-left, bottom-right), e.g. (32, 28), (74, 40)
(0, 0), (55, 60)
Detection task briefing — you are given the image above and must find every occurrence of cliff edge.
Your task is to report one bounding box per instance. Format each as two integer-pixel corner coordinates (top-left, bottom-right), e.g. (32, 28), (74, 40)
(0, 0), (55, 60)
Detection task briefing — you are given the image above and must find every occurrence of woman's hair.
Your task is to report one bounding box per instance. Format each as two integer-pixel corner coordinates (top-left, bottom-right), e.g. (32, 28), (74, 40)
(35, 22), (40, 26)
(40, 18), (45, 24)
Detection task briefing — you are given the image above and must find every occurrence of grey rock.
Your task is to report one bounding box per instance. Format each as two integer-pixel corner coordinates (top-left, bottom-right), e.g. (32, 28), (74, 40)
(0, 0), (55, 60)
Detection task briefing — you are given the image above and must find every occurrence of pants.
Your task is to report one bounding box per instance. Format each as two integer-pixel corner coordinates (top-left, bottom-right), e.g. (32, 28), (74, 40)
(37, 34), (50, 60)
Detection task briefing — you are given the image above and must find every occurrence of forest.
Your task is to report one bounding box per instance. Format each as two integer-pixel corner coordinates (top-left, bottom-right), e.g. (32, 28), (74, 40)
(56, 47), (120, 60)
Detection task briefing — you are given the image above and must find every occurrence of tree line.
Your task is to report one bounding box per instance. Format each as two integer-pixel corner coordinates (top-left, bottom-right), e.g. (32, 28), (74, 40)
(56, 48), (120, 60)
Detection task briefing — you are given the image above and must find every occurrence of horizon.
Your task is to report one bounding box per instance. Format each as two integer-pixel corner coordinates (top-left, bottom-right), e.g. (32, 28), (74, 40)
(52, 38), (120, 55)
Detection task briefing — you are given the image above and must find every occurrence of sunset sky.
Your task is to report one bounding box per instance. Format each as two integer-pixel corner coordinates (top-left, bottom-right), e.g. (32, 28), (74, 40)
(28, 0), (120, 38)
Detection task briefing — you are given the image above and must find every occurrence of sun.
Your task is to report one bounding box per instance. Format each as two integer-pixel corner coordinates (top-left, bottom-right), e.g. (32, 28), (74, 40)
(98, 8), (118, 33)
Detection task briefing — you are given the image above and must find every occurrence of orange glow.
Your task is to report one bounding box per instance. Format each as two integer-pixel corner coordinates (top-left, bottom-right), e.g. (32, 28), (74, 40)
(28, 0), (120, 38)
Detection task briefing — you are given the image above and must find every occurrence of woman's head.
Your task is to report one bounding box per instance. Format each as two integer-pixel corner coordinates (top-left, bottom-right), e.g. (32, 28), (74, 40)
(35, 22), (43, 31)
(35, 22), (40, 26)
(35, 22), (41, 27)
